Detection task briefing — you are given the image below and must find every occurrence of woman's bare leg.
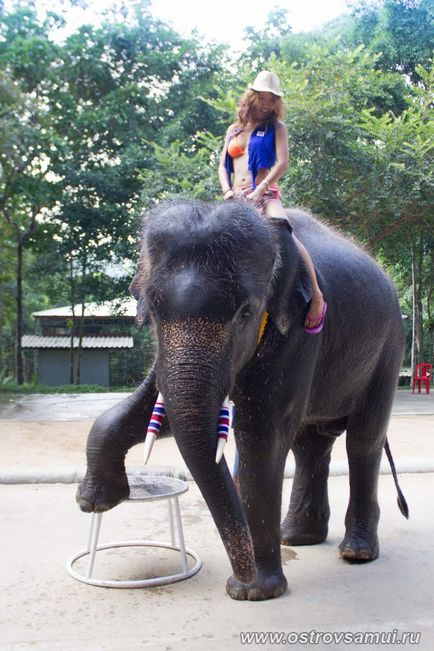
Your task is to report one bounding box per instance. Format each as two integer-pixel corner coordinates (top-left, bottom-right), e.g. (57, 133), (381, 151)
(263, 199), (325, 328)
(292, 234), (325, 326)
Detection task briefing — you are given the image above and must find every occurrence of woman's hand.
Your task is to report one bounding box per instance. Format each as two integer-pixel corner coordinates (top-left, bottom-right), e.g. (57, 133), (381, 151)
(223, 189), (235, 200)
(245, 183), (266, 202)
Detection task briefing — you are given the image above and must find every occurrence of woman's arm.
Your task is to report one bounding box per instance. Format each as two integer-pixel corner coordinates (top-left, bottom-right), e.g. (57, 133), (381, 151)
(270, 121), (289, 183)
(218, 125), (236, 200)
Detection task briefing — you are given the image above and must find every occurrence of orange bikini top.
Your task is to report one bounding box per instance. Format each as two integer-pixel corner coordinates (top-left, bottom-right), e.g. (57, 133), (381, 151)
(227, 133), (245, 158)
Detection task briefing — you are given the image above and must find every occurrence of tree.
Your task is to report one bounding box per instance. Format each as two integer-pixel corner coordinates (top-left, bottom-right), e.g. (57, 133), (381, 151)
(349, 0), (434, 82)
(243, 8), (293, 67)
(44, 5), (227, 382)
(353, 64), (434, 366)
(266, 45), (407, 221)
(137, 132), (222, 208)
(0, 11), (62, 382)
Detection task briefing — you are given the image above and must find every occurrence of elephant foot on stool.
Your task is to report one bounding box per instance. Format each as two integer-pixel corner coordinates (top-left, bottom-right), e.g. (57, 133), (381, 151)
(339, 526), (379, 562)
(76, 470), (130, 513)
(281, 510), (329, 546)
(226, 570), (288, 601)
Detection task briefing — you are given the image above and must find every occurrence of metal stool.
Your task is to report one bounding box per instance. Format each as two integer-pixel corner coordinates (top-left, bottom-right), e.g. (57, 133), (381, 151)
(67, 475), (201, 588)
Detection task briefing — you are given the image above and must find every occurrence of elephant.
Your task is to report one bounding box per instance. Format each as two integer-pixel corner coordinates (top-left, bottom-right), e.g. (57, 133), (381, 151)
(77, 199), (408, 601)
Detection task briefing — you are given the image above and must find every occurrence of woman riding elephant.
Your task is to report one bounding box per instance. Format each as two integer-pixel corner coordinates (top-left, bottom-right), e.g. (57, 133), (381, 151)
(218, 70), (327, 334)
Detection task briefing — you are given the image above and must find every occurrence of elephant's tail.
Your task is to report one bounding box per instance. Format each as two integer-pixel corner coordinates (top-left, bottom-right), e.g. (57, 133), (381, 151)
(384, 438), (409, 519)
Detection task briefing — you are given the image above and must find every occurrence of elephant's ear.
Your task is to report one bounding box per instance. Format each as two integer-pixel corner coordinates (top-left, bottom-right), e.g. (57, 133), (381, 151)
(129, 263), (150, 329)
(267, 217), (312, 335)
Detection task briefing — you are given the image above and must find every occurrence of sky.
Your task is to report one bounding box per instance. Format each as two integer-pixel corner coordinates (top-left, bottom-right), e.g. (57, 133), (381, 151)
(15, 0), (352, 52)
(147, 0), (351, 49)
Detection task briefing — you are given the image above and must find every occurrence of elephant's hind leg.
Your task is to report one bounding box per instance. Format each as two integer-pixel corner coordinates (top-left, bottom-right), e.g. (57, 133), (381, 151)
(281, 424), (340, 546)
(339, 434), (383, 562)
(340, 372), (397, 562)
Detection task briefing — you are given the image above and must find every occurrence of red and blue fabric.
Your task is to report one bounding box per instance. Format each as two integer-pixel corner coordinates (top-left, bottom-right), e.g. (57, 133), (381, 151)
(145, 395), (231, 465)
(147, 399), (165, 437)
(217, 402), (230, 441)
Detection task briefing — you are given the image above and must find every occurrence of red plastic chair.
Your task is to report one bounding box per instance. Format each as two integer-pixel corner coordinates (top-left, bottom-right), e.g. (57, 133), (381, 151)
(412, 363), (432, 394)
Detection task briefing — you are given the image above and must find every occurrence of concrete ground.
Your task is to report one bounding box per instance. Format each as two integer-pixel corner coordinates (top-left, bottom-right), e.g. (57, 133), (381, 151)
(0, 390), (433, 650)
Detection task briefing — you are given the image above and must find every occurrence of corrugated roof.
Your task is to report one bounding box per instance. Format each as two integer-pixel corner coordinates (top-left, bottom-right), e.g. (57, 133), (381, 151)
(32, 297), (137, 318)
(22, 336), (134, 349)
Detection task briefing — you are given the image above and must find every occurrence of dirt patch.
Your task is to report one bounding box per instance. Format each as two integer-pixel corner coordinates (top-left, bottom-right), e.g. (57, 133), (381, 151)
(0, 420), (92, 467)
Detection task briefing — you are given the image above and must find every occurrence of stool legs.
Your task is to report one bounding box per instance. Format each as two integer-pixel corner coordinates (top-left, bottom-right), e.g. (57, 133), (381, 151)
(86, 512), (103, 579)
(173, 497), (188, 574)
(168, 498), (175, 546)
(68, 477), (203, 588)
(83, 498), (189, 580)
(168, 497), (188, 573)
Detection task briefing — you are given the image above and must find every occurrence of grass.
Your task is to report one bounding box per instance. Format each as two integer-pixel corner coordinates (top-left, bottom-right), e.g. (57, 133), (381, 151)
(0, 382), (133, 394)
(1, 369), (413, 394)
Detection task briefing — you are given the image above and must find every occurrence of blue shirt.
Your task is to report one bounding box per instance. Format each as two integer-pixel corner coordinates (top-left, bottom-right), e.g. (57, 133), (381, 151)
(225, 123), (277, 189)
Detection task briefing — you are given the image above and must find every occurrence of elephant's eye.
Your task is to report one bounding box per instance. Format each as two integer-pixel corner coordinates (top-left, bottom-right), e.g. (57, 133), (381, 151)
(239, 304), (253, 322)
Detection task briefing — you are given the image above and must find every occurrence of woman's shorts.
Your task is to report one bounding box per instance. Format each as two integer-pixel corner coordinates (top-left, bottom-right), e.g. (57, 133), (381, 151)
(233, 184), (282, 215)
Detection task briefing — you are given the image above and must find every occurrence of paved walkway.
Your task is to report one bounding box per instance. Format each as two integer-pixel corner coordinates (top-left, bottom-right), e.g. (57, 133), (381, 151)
(1, 390), (433, 483)
(0, 392), (129, 421)
(0, 389), (433, 650)
(1, 388), (433, 420)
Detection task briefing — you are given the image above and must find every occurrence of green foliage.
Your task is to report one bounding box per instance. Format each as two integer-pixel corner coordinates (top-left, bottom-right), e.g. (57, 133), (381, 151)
(349, 0), (434, 82)
(243, 7), (293, 66)
(354, 67), (433, 247)
(268, 45), (409, 221)
(0, 9), (62, 92)
(138, 132), (222, 207)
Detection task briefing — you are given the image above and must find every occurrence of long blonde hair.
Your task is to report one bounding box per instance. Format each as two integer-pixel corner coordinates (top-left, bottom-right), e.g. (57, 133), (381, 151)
(236, 89), (285, 128)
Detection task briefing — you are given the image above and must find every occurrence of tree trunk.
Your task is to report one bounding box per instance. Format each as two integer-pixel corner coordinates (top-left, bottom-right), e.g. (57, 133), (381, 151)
(0, 257), (4, 379)
(411, 238), (425, 374)
(15, 240), (24, 385)
(75, 256), (87, 385)
(76, 300), (86, 385)
(429, 243), (433, 363)
(69, 257), (76, 384)
(411, 245), (416, 374)
(416, 237), (424, 360)
(9, 204), (40, 385)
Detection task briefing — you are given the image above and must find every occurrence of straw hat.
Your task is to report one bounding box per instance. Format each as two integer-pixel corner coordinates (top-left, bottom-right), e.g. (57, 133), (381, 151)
(250, 70), (284, 97)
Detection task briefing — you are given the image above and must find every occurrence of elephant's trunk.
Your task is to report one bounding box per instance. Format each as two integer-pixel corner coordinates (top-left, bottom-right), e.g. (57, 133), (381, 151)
(157, 319), (256, 584)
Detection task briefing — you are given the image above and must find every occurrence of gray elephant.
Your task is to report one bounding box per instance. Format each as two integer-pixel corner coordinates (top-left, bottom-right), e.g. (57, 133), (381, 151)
(77, 199), (408, 601)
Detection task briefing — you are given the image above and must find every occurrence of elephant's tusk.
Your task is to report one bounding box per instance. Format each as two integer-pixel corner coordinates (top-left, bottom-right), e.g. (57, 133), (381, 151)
(144, 393), (165, 464)
(143, 431), (157, 465)
(145, 392), (231, 465)
(215, 437), (227, 464)
(215, 398), (231, 464)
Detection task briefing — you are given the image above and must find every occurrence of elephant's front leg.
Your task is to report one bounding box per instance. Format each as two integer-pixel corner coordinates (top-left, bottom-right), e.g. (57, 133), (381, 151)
(77, 369), (157, 512)
(226, 425), (291, 601)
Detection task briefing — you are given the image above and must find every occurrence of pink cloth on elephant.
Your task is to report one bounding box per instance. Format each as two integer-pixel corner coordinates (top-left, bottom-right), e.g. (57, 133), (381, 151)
(232, 184), (282, 215)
